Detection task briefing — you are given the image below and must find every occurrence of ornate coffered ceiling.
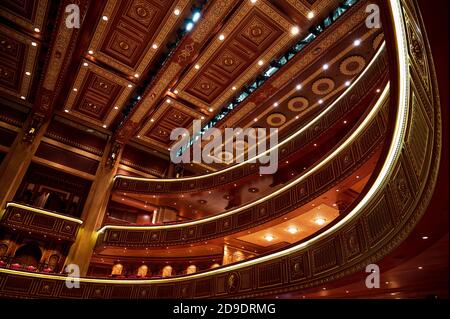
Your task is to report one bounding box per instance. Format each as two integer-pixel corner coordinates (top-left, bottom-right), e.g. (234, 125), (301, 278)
(0, 0), (48, 31)
(174, 0), (292, 112)
(63, 59), (134, 128)
(88, 0), (193, 76)
(0, 25), (39, 101)
(137, 96), (203, 150)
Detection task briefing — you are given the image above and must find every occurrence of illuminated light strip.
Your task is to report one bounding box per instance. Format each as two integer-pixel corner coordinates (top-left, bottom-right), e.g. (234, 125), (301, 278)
(0, 0), (408, 285)
(5, 202), (83, 224)
(115, 42), (386, 184)
(99, 82), (389, 233)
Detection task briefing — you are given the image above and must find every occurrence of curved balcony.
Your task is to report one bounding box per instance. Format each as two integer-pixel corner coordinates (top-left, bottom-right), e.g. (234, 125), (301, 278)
(0, 202), (82, 242)
(0, 0), (441, 299)
(97, 86), (389, 248)
(114, 45), (388, 196)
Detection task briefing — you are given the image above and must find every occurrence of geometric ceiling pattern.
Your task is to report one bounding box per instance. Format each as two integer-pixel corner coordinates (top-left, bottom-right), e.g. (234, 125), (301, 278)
(63, 60), (134, 128)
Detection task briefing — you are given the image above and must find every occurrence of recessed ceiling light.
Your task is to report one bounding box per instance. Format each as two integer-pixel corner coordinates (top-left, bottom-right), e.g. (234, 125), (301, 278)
(376, 89), (381, 93)
(114, 106), (118, 110)
(273, 102), (278, 107)
(127, 84), (133, 88)
(208, 108), (213, 112)
(201, 116), (205, 120)
(64, 109), (69, 113)
(219, 34), (225, 41)
(287, 226), (298, 234)
(88, 50), (94, 55)
(418, 266), (423, 270)
(315, 218), (326, 225)
(258, 60), (264, 66)
(31, 41), (37, 47)
(194, 64), (200, 69)
(103, 124), (107, 128)
(192, 12), (201, 22)
(102, 15), (108, 21)
(307, 11), (315, 19)
(137, 135), (140, 138)
(20, 96), (26, 100)
(345, 81), (351, 86)
(250, 0), (257, 3)
(34, 27), (40, 33)
(174, 9), (180, 15)
(343, 120), (347, 124)
(318, 99), (323, 104)
(264, 234), (274, 242)
(290, 26), (300, 35)
(25, 71), (31, 76)
(186, 22), (194, 31)
(422, 236), (429, 240)
(174, 89), (179, 94)
(83, 62), (88, 67)
(295, 115), (299, 119)
(152, 43), (158, 49)
(134, 73), (139, 78)
(322, 64), (329, 70)
(313, 143), (317, 147)
(296, 84), (302, 90)
(254, 118), (258, 122)
(150, 118), (154, 122)
(166, 98), (171, 103)
(232, 86), (236, 91)
(354, 39), (361, 46)
(73, 88), (77, 92)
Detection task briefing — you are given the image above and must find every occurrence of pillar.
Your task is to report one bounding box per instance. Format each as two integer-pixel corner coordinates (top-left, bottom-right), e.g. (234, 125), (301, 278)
(63, 141), (123, 276)
(0, 114), (49, 213)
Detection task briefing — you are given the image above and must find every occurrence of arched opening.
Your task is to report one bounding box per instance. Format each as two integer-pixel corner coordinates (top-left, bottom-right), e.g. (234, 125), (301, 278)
(13, 243), (42, 266)
(111, 263), (123, 276)
(162, 265), (172, 277)
(137, 264), (148, 277)
(186, 265), (197, 274)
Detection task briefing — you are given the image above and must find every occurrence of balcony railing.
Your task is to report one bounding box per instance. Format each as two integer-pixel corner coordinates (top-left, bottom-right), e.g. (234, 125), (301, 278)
(1, 202), (83, 241)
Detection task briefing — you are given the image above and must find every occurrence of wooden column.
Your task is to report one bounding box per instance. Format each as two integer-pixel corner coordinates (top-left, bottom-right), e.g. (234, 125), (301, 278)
(64, 141), (122, 276)
(0, 114), (49, 213)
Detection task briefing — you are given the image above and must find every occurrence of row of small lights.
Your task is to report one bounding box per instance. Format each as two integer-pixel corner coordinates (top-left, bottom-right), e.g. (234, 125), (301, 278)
(19, 27), (41, 100)
(253, 38), (362, 122)
(64, 4), (205, 129)
(178, 0), (359, 155)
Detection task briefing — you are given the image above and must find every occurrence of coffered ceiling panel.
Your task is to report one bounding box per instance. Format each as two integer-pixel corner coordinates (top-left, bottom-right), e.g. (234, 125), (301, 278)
(174, 0), (293, 111)
(137, 97), (203, 150)
(88, 0), (192, 75)
(0, 0), (48, 31)
(0, 25), (39, 101)
(63, 59), (134, 128)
